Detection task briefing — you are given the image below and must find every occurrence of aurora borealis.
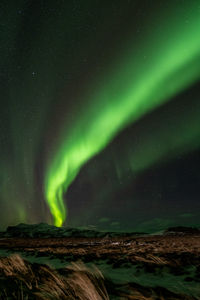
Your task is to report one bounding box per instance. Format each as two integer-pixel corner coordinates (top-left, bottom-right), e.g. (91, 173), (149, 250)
(0, 1), (200, 231)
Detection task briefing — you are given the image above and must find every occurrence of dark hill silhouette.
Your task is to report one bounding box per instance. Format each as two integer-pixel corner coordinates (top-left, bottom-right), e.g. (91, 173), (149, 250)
(0, 223), (147, 238)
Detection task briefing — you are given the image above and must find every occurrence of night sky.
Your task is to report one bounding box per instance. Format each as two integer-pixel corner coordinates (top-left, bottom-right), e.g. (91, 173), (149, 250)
(0, 0), (200, 232)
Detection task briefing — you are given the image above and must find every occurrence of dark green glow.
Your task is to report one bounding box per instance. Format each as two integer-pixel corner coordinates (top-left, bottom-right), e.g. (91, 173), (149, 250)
(45, 3), (200, 226)
(130, 106), (200, 174)
(113, 99), (200, 179)
(0, 2), (73, 227)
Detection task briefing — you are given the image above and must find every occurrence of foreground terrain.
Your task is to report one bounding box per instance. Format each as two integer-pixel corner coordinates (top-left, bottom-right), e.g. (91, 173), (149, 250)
(0, 230), (200, 299)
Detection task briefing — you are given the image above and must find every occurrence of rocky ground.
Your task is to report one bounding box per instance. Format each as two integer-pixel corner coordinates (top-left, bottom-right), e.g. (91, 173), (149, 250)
(0, 224), (200, 299)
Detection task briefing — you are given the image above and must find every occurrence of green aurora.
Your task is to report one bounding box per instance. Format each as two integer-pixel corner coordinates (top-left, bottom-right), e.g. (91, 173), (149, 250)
(114, 96), (200, 177)
(44, 3), (200, 226)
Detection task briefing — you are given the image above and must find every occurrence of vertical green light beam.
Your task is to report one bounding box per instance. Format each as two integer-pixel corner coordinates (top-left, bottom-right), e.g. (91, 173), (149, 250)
(45, 3), (200, 226)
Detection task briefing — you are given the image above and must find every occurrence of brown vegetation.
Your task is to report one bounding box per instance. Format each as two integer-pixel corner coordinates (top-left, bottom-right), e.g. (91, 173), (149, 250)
(0, 255), (109, 300)
(0, 254), (199, 299)
(0, 235), (200, 299)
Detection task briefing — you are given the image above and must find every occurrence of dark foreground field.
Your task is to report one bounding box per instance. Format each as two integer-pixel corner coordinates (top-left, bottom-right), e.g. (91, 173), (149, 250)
(0, 234), (200, 299)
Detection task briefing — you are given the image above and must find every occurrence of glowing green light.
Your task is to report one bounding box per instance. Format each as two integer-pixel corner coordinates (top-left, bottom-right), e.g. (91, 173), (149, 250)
(45, 3), (200, 226)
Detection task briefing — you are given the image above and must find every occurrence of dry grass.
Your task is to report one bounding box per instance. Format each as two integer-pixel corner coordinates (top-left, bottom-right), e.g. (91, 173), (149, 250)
(0, 255), (109, 300)
(118, 285), (199, 300)
(0, 253), (199, 300)
(35, 262), (109, 300)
